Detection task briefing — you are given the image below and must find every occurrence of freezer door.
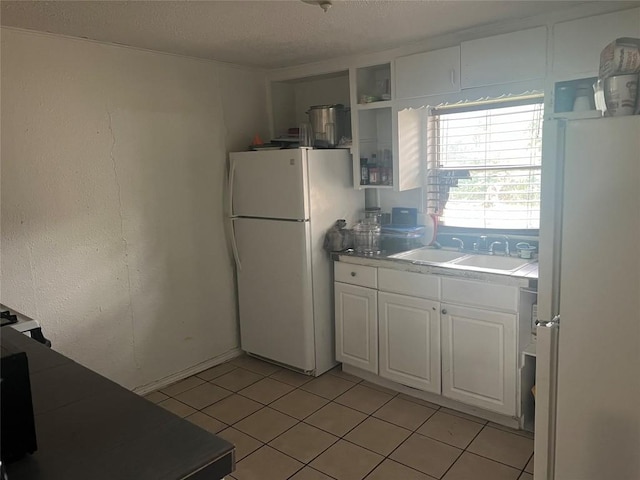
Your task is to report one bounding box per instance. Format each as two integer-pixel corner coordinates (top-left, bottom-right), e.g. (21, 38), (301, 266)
(230, 150), (309, 220)
(234, 217), (315, 372)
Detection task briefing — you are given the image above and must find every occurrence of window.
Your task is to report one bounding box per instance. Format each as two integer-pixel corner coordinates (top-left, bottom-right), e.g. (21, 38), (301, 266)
(426, 98), (543, 230)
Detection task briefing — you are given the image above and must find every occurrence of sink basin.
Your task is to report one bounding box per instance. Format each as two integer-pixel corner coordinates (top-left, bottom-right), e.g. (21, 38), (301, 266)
(451, 255), (531, 272)
(389, 248), (466, 264)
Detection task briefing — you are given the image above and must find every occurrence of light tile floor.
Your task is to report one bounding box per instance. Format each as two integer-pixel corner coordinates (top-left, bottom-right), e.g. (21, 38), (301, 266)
(145, 355), (535, 480)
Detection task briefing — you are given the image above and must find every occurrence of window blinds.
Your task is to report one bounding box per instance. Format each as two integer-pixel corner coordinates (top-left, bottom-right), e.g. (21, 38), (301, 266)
(427, 100), (543, 229)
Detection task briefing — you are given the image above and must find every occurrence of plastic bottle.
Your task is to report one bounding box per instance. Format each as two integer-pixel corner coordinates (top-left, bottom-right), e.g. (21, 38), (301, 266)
(360, 158), (369, 185)
(368, 154), (379, 185)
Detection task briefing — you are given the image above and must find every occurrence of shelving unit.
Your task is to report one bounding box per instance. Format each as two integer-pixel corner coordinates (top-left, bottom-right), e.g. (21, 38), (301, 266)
(350, 63), (395, 190)
(549, 76), (602, 119)
(551, 109), (602, 121)
(356, 100), (393, 111)
(269, 70), (350, 140)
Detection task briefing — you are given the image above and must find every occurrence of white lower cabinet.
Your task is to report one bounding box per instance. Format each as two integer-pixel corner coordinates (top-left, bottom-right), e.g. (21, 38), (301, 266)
(334, 261), (521, 419)
(378, 292), (441, 393)
(335, 282), (378, 373)
(441, 304), (517, 416)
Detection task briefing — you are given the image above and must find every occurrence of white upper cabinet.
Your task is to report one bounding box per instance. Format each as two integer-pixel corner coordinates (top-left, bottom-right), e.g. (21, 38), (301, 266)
(552, 7), (640, 80)
(395, 46), (461, 99)
(461, 26), (547, 89)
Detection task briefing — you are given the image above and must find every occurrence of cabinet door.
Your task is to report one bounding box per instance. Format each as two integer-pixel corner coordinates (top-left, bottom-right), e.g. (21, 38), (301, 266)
(395, 46), (460, 99)
(335, 282), (378, 373)
(378, 292), (440, 393)
(553, 8), (640, 79)
(461, 26), (546, 89)
(441, 304), (516, 415)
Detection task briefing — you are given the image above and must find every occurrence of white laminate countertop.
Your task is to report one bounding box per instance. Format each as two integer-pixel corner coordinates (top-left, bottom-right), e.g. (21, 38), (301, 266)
(335, 250), (538, 289)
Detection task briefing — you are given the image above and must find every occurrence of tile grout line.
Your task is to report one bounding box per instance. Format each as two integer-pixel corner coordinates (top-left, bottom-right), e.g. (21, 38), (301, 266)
(434, 421), (488, 480)
(323, 394), (443, 479)
(166, 361), (535, 479)
(217, 369), (449, 478)
(192, 375), (362, 443)
(215, 379), (366, 470)
(521, 451), (535, 476)
(245, 384), (397, 475)
(343, 401), (530, 479)
(334, 384), (399, 417)
(377, 409), (456, 480)
(168, 362), (374, 477)
(459, 423), (535, 473)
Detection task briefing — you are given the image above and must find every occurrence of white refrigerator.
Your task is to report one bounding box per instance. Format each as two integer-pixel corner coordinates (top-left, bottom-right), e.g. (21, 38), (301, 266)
(535, 116), (640, 479)
(228, 148), (363, 375)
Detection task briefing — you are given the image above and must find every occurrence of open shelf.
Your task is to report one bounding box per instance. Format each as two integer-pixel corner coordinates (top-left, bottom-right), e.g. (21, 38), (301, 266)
(551, 109), (603, 121)
(552, 76), (599, 117)
(356, 100), (393, 111)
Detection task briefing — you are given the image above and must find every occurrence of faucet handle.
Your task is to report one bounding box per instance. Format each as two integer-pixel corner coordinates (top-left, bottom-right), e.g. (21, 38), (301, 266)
(501, 235), (510, 256)
(475, 235), (488, 251)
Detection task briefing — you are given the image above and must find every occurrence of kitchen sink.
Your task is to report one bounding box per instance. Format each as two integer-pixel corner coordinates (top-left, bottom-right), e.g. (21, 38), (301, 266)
(388, 248), (466, 264)
(450, 254), (532, 272)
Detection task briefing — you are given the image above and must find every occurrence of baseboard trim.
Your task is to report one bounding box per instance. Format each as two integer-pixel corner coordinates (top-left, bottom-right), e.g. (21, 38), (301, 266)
(133, 348), (243, 396)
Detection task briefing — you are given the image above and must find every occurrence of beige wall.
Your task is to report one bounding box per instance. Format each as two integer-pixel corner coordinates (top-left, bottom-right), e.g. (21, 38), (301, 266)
(0, 28), (269, 390)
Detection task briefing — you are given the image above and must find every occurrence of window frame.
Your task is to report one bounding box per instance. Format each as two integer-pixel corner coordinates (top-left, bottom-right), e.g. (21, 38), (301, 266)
(426, 95), (544, 232)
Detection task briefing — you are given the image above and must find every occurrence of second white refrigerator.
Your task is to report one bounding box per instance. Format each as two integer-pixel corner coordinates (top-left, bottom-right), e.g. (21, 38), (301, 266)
(229, 148), (363, 375)
(535, 116), (640, 479)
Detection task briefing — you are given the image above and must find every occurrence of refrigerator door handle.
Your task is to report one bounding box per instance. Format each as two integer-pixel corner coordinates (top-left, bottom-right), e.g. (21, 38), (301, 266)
(534, 319), (560, 480)
(230, 218), (241, 271)
(535, 315), (560, 327)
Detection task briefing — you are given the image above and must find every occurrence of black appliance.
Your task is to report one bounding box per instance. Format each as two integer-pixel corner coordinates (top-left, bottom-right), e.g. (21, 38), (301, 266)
(1, 341), (38, 463)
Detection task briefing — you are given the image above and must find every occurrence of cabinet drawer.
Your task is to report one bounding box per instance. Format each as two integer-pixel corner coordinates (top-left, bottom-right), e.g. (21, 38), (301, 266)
(442, 277), (518, 312)
(378, 268), (440, 300)
(335, 262), (377, 288)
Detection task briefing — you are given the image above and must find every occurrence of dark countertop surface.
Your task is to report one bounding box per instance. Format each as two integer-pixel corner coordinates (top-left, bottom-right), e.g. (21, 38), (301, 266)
(2, 327), (235, 480)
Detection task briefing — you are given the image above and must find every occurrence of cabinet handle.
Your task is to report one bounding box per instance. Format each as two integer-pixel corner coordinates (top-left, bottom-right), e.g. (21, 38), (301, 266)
(450, 69), (455, 86)
(350, 272), (356, 277)
(441, 308), (447, 314)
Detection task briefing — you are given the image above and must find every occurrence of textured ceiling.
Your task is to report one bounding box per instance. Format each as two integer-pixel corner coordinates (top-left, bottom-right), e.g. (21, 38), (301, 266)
(1, 1), (636, 69)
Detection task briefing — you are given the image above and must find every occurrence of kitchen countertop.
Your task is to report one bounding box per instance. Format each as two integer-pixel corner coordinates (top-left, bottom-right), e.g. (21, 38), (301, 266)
(333, 249), (538, 288)
(2, 327), (235, 480)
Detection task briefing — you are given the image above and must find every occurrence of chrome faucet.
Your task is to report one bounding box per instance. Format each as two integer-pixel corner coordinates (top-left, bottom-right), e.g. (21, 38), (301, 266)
(489, 236), (510, 256)
(451, 237), (464, 252)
